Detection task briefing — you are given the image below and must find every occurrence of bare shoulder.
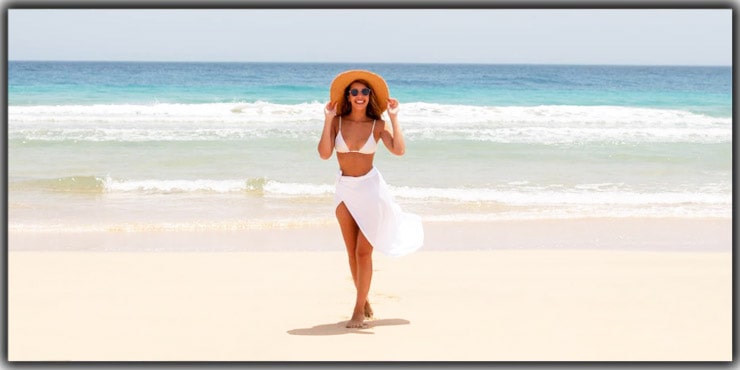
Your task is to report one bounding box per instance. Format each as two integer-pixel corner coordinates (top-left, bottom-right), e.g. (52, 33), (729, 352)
(376, 118), (387, 130)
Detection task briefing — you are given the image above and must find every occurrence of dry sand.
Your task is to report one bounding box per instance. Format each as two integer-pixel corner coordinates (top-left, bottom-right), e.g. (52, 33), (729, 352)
(8, 219), (732, 361)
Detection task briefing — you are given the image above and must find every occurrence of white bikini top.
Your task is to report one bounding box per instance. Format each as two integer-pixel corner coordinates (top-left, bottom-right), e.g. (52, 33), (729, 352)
(335, 116), (378, 154)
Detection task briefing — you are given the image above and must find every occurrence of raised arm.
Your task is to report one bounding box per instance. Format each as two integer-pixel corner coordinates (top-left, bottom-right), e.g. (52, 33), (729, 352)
(379, 98), (406, 156)
(318, 102), (337, 160)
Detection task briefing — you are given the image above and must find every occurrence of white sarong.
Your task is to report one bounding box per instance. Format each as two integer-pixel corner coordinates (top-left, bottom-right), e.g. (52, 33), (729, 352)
(334, 168), (424, 257)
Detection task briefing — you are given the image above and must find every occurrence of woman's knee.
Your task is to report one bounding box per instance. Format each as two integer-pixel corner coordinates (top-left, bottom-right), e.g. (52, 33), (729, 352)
(356, 249), (372, 262)
(355, 233), (373, 260)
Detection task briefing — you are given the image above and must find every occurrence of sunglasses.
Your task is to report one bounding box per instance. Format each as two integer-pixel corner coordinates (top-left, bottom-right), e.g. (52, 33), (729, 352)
(348, 88), (371, 96)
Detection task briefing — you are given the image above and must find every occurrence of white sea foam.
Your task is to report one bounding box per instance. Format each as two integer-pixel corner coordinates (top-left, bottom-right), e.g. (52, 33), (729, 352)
(94, 177), (731, 208)
(389, 184), (731, 206)
(104, 178), (249, 193)
(262, 181), (334, 196)
(9, 177), (731, 234)
(9, 102), (732, 143)
(100, 177), (335, 196)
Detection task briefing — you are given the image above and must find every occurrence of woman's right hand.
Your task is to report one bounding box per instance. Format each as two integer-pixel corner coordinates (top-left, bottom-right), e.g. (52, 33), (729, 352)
(324, 101), (337, 120)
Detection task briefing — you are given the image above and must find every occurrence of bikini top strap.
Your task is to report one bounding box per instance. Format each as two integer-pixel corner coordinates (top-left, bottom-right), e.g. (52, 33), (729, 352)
(371, 119), (376, 131)
(339, 116), (342, 130)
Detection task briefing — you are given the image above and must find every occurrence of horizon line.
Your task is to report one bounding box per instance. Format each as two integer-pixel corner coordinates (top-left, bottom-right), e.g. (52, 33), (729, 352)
(7, 59), (732, 68)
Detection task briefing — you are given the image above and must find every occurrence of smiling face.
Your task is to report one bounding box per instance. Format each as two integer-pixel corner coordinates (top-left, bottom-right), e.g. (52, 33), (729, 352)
(347, 81), (371, 110)
(340, 79), (382, 119)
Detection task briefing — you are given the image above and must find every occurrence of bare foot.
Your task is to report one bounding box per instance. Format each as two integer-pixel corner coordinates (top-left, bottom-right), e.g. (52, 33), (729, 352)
(346, 311), (367, 328)
(364, 301), (374, 319)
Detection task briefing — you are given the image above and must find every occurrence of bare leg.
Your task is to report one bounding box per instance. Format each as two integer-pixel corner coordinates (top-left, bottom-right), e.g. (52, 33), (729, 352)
(336, 202), (374, 327)
(336, 202), (359, 281)
(347, 231), (373, 328)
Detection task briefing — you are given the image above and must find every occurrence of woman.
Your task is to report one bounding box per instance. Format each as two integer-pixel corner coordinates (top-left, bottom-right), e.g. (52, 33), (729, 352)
(317, 70), (424, 328)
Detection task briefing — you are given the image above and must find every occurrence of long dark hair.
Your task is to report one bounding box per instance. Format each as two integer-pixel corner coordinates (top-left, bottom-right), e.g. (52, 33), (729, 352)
(340, 79), (382, 120)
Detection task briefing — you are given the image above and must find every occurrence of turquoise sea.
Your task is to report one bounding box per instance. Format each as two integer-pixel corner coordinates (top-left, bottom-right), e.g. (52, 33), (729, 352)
(8, 62), (732, 238)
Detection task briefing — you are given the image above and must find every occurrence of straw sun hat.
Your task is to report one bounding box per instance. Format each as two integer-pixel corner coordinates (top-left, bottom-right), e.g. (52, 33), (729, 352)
(329, 70), (390, 113)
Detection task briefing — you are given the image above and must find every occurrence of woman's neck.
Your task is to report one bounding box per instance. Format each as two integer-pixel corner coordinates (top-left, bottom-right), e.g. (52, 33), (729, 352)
(347, 108), (368, 122)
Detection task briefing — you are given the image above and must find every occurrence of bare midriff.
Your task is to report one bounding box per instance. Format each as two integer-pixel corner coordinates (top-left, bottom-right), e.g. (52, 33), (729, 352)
(337, 153), (375, 177)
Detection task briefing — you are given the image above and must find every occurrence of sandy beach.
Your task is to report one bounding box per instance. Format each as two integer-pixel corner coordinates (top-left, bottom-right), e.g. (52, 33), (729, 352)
(8, 10), (732, 364)
(8, 218), (732, 362)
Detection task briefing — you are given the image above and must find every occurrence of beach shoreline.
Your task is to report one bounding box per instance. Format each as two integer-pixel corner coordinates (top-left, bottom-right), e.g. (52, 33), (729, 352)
(9, 217), (732, 253)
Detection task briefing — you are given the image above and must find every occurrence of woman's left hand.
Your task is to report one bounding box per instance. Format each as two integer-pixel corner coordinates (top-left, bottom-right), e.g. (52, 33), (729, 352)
(387, 98), (400, 117)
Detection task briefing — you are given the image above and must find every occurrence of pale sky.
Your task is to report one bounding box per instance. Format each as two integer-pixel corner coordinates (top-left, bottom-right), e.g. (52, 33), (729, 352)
(7, 9), (733, 65)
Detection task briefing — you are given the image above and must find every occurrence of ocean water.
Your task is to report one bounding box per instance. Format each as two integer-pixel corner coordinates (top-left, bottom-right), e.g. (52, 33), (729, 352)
(8, 61), (732, 235)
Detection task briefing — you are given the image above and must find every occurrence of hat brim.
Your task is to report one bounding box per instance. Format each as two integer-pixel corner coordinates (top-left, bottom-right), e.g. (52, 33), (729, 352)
(330, 70), (389, 114)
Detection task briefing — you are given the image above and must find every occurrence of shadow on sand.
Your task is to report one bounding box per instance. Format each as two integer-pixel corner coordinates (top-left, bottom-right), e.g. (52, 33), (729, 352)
(287, 318), (410, 336)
